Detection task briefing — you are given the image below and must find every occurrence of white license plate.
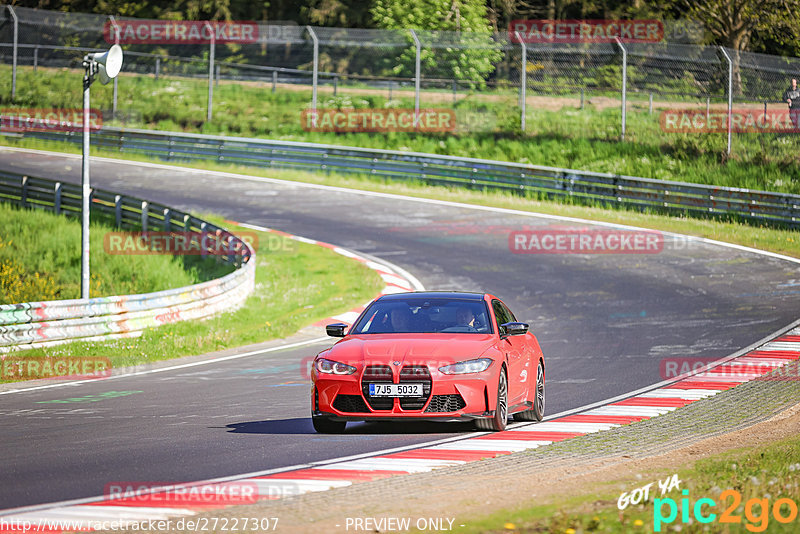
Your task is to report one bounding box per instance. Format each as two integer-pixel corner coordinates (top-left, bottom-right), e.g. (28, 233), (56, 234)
(368, 383), (424, 397)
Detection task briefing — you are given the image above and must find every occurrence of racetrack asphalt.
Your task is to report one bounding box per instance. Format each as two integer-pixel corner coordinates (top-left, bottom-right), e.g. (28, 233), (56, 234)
(1, 148), (798, 510)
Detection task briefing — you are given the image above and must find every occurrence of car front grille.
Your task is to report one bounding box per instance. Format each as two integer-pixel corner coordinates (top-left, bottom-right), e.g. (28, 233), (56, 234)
(398, 365), (432, 410)
(362, 364), (393, 410)
(424, 394), (467, 413)
(361, 364), (433, 411)
(332, 394), (369, 413)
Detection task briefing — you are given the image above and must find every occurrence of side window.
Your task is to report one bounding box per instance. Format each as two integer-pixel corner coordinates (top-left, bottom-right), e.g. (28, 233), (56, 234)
(492, 300), (512, 330)
(502, 302), (517, 322)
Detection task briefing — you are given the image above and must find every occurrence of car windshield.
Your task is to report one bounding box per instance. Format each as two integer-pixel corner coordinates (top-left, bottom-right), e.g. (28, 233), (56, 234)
(351, 297), (493, 334)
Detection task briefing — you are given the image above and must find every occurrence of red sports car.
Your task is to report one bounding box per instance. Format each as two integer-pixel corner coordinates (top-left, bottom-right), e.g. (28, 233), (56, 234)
(311, 291), (545, 433)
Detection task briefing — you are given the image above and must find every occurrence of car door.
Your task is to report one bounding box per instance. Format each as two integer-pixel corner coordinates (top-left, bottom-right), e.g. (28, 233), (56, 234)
(492, 299), (526, 406)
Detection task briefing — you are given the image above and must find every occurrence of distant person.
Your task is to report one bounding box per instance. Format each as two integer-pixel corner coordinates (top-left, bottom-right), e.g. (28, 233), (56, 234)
(783, 78), (800, 132)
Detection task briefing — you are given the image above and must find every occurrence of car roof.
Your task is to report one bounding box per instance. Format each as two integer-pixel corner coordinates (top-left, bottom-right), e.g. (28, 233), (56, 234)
(377, 291), (487, 302)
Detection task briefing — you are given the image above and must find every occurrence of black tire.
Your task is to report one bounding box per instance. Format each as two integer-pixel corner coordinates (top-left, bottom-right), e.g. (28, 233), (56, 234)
(476, 368), (508, 431)
(312, 416), (346, 433)
(513, 361), (545, 422)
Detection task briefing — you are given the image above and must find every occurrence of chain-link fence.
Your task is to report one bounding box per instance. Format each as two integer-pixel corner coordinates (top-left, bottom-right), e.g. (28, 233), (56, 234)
(1, 5), (800, 156)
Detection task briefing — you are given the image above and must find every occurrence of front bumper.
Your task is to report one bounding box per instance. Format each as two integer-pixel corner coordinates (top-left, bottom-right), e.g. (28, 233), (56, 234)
(312, 366), (496, 421)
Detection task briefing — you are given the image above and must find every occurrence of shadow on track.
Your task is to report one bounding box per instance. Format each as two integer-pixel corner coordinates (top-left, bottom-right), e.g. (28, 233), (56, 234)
(224, 418), (475, 435)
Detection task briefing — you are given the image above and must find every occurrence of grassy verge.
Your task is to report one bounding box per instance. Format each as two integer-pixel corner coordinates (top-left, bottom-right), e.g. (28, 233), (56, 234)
(0, 202), (227, 302)
(3, 135), (799, 259)
(462, 432), (800, 533)
(1, 211), (384, 379)
(1, 65), (799, 193)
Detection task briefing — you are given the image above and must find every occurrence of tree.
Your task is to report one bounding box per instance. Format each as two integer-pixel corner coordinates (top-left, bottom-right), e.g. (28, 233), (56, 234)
(371, 0), (502, 85)
(679, 0), (799, 51)
(675, 0), (800, 94)
(301, 0), (373, 27)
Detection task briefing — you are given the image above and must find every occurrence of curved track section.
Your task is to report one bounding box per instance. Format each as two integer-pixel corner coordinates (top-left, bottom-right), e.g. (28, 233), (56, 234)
(1, 147), (799, 510)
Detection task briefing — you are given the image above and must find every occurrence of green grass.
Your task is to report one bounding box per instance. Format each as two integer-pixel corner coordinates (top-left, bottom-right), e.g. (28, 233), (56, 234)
(458, 433), (800, 533)
(2, 64), (799, 194)
(0, 202), (226, 302)
(3, 217), (383, 377)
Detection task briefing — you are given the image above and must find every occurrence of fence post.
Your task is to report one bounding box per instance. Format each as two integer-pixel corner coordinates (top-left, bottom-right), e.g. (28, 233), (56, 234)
(307, 26), (319, 125)
(20, 175), (28, 207)
(720, 46), (733, 156)
(115, 195), (122, 227)
(163, 208), (171, 231)
(141, 201), (149, 233)
(54, 182), (62, 214)
(515, 31), (527, 133)
(333, 74), (338, 96)
(200, 221), (208, 257)
(649, 93), (653, 114)
(272, 70), (277, 93)
(155, 56), (160, 80)
(615, 37), (627, 141)
(33, 46), (39, 72)
(108, 16), (120, 119)
(205, 21), (215, 122)
(7, 6), (18, 100)
(409, 29), (421, 128)
(580, 87), (584, 109)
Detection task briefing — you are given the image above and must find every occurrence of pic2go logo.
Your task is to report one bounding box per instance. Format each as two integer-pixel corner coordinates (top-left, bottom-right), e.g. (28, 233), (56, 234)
(654, 489), (798, 532)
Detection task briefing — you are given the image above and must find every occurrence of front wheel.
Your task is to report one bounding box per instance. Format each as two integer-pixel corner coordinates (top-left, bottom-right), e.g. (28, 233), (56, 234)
(513, 361), (545, 422)
(312, 416), (346, 433)
(476, 368), (508, 431)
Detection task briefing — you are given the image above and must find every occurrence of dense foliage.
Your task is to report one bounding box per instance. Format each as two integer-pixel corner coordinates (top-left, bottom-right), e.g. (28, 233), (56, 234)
(13, 0), (800, 58)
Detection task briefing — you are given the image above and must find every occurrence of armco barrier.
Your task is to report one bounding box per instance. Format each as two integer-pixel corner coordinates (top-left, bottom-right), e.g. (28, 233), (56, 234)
(0, 171), (255, 351)
(13, 127), (800, 229)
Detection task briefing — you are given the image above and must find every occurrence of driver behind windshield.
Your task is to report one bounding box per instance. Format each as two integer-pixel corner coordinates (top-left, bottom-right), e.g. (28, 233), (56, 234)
(455, 306), (475, 328)
(389, 306), (412, 332)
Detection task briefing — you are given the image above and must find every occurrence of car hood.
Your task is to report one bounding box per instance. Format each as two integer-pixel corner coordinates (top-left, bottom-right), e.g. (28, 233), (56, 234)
(325, 334), (497, 368)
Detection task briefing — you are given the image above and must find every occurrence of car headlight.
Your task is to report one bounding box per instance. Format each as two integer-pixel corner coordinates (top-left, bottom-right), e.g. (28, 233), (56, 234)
(439, 358), (493, 375)
(315, 358), (357, 375)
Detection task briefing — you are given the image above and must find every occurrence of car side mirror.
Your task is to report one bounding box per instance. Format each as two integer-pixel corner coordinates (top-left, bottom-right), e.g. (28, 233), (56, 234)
(500, 322), (528, 336)
(326, 323), (348, 337)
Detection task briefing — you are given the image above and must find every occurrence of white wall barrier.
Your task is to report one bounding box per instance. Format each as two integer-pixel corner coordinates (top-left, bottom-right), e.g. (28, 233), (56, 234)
(0, 171), (255, 351)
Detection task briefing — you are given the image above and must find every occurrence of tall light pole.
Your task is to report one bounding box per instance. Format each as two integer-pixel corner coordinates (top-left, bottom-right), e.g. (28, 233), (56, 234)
(81, 44), (123, 300)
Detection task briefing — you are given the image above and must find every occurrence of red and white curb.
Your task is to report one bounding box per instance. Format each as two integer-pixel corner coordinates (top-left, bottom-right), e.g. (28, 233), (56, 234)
(2, 325), (798, 531)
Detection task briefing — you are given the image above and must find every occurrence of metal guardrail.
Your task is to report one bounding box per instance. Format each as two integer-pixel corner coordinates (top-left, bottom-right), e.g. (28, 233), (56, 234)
(14, 127), (800, 229)
(0, 170), (256, 351)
